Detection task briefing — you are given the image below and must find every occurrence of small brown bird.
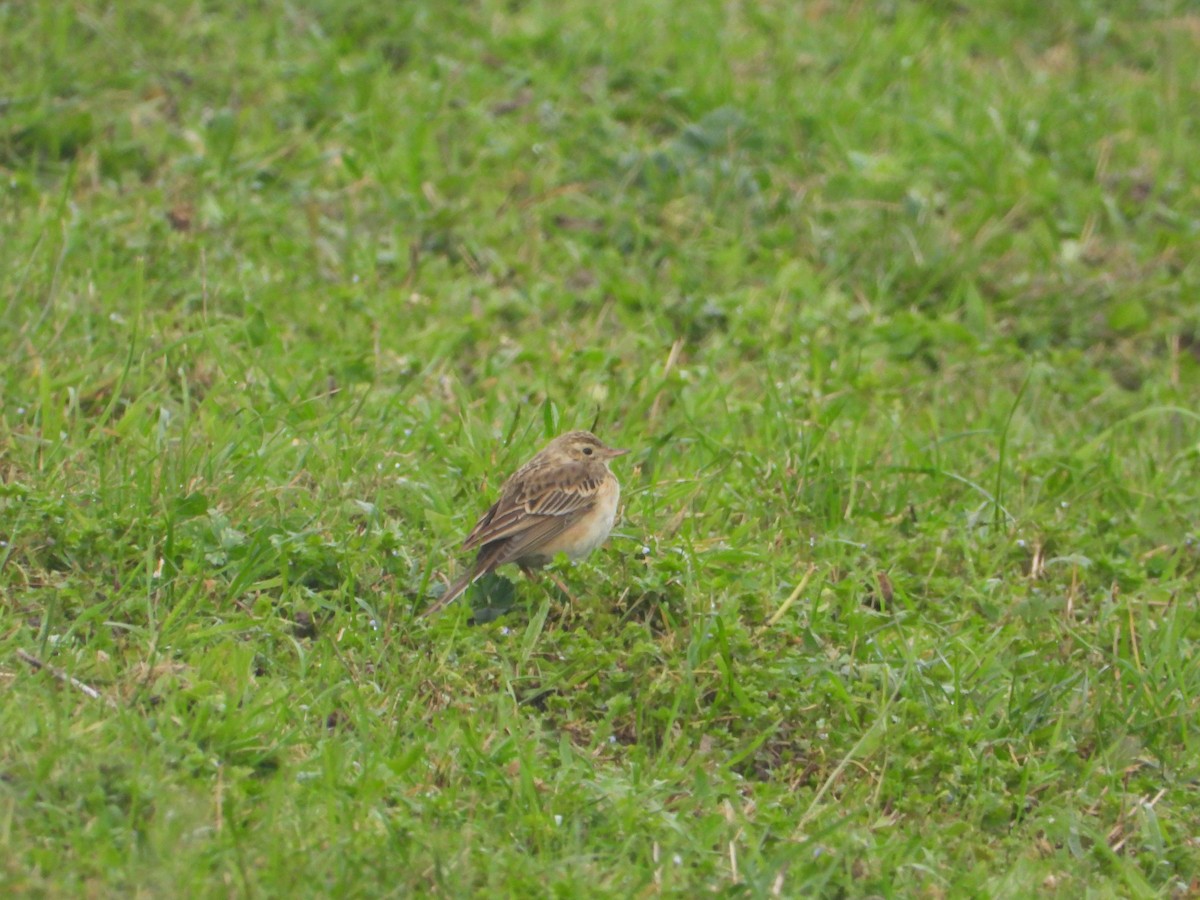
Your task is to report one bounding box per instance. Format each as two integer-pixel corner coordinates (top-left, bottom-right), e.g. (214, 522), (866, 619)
(422, 430), (629, 617)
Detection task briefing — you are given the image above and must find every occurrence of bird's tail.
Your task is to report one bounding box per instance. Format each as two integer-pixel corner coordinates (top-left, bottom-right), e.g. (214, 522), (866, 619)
(420, 570), (476, 618)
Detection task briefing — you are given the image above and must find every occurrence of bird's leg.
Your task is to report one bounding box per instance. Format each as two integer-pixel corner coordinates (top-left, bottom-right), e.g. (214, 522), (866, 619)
(519, 563), (579, 605)
(546, 571), (578, 604)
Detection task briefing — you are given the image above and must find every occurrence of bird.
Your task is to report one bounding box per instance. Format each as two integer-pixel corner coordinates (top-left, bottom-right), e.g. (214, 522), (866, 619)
(422, 430), (630, 617)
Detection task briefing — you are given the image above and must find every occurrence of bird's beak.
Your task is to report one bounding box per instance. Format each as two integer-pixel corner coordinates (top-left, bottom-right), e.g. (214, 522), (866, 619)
(604, 446), (631, 459)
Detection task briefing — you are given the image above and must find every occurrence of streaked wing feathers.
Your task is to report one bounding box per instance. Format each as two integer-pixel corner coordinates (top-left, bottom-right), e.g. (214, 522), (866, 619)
(461, 461), (603, 552)
(471, 515), (576, 570)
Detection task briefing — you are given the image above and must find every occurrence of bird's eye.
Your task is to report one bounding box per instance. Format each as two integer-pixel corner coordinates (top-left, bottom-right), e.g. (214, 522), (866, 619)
(582, 446), (593, 456)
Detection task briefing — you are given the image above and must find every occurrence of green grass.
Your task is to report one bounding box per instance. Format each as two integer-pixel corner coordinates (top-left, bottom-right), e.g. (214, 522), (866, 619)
(3, 0), (1199, 895)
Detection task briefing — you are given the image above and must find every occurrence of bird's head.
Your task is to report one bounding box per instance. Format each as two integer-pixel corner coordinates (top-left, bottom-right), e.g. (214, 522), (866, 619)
(549, 430), (629, 463)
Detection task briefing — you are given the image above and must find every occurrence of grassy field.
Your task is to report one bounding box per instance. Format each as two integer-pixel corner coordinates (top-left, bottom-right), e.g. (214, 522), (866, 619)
(3, 0), (1199, 895)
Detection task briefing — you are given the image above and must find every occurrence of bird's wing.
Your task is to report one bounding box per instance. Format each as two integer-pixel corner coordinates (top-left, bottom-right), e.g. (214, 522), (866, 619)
(470, 515), (579, 571)
(462, 462), (604, 552)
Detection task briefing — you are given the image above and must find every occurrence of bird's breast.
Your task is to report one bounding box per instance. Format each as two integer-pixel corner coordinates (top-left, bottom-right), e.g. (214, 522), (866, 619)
(559, 474), (620, 560)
